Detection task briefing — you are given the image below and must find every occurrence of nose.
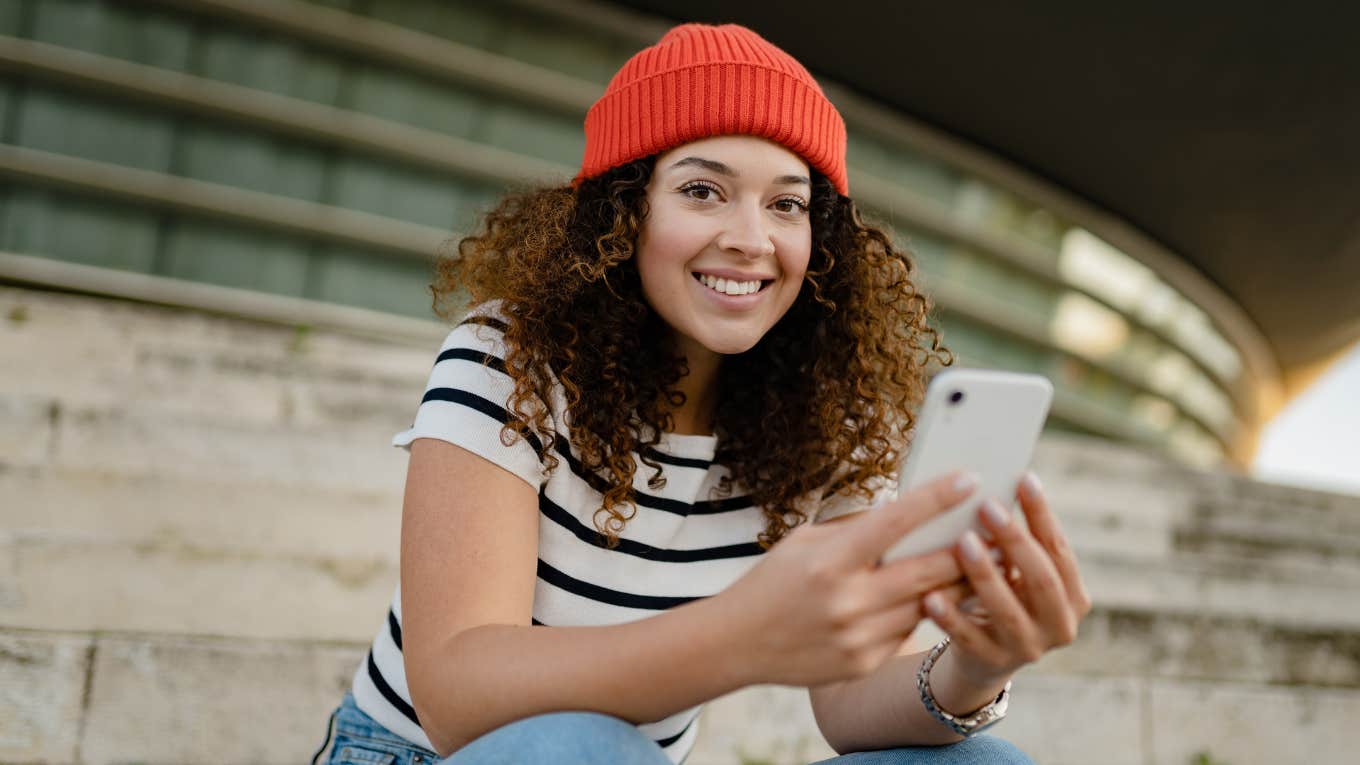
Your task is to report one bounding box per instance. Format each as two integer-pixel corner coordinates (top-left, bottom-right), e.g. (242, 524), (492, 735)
(715, 200), (776, 259)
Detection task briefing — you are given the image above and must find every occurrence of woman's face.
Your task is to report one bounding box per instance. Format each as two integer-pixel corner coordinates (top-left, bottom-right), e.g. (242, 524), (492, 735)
(636, 135), (813, 358)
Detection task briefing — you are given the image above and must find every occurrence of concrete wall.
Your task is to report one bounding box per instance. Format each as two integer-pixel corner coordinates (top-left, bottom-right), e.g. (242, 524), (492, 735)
(2, 284), (1355, 764)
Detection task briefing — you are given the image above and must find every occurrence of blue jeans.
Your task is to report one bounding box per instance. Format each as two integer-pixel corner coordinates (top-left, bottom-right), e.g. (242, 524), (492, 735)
(315, 693), (1032, 765)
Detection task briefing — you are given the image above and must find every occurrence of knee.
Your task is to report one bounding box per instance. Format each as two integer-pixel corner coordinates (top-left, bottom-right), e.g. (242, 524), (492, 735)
(442, 711), (669, 765)
(952, 735), (1033, 764)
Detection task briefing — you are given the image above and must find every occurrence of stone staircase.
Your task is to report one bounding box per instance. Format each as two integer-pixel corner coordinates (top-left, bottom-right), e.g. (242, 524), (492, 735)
(2, 284), (1355, 764)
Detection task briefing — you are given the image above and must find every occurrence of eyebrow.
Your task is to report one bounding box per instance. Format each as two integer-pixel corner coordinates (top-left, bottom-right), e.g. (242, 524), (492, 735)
(667, 156), (811, 188)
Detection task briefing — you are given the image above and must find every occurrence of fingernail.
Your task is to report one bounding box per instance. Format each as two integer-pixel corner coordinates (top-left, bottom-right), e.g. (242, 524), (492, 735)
(982, 500), (1010, 527)
(954, 472), (980, 495)
(924, 592), (945, 617)
(960, 530), (985, 561)
(1022, 471), (1042, 495)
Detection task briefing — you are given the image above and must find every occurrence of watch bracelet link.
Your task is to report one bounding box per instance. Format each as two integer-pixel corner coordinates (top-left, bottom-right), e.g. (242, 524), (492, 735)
(915, 636), (1012, 737)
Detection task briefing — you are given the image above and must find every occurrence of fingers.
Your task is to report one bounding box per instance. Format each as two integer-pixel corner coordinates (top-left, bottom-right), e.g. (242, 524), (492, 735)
(976, 499), (1074, 642)
(924, 581), (1009, 669)
(862, 548), (963, 611)
(950, 528), (1047, 663)
(829, 471), (978, 569)
(1015, 472), (1093, 617)
(856, 582), (970, 645)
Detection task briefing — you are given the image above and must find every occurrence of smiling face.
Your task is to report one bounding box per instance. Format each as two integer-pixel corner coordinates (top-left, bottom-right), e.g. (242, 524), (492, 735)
(636, 135), (814, 360)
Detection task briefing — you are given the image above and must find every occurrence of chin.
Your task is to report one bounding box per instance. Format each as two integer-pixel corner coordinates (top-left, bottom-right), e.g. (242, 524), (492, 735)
(696, 331), (762, 356)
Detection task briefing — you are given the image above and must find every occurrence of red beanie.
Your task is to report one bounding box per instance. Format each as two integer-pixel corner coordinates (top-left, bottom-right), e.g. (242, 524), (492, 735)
(575, 23), (849, 195)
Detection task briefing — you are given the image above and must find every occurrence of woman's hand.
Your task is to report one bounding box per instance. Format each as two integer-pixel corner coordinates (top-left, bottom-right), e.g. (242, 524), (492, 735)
(715, 472), (978, 689)
(923, 471), (1092, 688)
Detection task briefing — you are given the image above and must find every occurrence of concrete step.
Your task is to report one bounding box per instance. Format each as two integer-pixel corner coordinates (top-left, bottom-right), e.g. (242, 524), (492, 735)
(1, 388), (415, 494)
(5, 627), (1355, 765)
(1, 463), (400, 642)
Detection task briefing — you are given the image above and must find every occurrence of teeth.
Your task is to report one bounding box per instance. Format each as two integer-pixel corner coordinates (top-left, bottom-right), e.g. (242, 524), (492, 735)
(698, 274), (762, 296)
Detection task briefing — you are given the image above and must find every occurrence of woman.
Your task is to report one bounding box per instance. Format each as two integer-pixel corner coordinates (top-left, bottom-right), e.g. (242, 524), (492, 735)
(316, 22), (1090, 765)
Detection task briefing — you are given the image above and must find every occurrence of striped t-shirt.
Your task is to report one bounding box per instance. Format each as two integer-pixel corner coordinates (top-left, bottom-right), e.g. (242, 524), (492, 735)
(351, 301), (881, 763)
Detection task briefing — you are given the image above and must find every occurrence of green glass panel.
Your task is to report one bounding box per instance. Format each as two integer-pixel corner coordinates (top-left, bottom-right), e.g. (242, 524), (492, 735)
(846, 134), (893, 176)
(899, 227), (950, 277)
(884, 150), (960, 207)
(476, 102), (583, 166)
(0, 79), (12, 134)
(177, 124), (328, 202)
(310, 245), (436, 319)
(364, 0), (502, 50)
(28, 0), (193, 71)
(936, 314), (1057, 377)
(345, 65), (483, 138)
(498, 17), (623, 84)
(451, 184), (509, 236)
(16, 87), (173, 172)
(941, 245), (1059, 325)
(196, 26), (344, 104)
(0, 0), (22, 36)
(1, 190), (158, 272)
(302, 0), (361, 10)
(329, 154), (471, 231)
(160, 220), (310, 296)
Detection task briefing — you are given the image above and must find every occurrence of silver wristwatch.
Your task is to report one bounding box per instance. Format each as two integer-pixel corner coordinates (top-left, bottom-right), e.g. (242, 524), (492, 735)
(916, 637), (1011, 737)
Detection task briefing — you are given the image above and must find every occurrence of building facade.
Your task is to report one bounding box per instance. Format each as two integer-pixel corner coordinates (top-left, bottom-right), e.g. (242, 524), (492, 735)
(0, 0), (1280, 466)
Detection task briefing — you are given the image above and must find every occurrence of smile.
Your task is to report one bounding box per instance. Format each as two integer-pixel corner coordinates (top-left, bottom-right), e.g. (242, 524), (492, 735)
(692, 272), (772, 296)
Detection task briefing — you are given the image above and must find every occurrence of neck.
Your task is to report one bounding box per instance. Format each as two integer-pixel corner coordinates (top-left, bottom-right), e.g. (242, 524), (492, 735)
(669, 334), (721, 436)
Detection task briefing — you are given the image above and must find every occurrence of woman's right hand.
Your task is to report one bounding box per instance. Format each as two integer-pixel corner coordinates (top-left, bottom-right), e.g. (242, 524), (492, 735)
(715, 471), (979, 688)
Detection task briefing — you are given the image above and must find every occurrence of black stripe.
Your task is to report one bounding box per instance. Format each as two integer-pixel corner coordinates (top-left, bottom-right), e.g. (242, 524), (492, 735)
(640, 446), (713, 470)
(688, 495), (758, 515)
(419, 388), (544, 455)
(366, 650), (420, 727)
(655, 716), (697, 748)
(547, 437), (752, 517)
(458, 315), (509, 332)
(539, 490), (764, 562)
(387, 609), (403, 651)
(536, 558), (701, 610)
(418, 350), (749, 514)
(435, 347), (507, 375)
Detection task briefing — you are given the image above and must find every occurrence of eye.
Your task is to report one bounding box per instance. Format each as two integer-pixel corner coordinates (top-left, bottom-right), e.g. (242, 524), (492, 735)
(678, 180), (722, 201)
(773, 196), (809, 215)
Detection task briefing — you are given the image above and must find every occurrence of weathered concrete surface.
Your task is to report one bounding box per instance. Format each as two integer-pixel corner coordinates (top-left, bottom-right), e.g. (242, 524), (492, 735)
(2, 464), (398, 641)
(0, 632), (91, 764)
(1147, 679), (1354, 764)
(999, 673), (1144, 765)
(4, 284), (1360, 764)
(78, 635), (359, 765)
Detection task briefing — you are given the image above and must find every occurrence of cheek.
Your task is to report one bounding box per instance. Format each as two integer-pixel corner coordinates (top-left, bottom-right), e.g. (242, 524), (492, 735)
(779, 234), (812, 284)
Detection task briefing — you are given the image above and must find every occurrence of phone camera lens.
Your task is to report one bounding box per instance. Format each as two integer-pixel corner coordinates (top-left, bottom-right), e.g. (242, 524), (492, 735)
(949, 391), (965, 405)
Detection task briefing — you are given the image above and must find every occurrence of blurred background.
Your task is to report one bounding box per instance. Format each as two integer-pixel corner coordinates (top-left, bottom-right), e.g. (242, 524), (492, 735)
(1, 1), (1356, 763)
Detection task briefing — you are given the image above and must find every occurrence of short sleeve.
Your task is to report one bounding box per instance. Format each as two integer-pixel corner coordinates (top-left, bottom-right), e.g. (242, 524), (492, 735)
(391, 306), (548, 490)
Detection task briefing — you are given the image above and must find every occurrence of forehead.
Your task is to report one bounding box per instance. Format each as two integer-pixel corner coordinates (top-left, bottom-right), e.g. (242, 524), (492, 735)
(655, 135), (810, 178)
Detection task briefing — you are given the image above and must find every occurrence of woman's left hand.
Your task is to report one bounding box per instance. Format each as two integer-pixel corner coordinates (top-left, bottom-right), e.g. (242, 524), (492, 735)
(923, 471), (1092, 686)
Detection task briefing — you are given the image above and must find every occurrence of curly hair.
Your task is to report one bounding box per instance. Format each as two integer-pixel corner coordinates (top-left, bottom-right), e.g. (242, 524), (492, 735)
(432, 157), (951, 549)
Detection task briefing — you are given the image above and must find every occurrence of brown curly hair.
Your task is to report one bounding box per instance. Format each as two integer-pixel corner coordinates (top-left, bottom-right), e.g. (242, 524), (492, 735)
(432, 157), (951, 549)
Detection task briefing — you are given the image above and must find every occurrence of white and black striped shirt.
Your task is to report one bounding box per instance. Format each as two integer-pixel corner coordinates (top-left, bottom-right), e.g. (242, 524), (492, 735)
(351, 301), (879, 763)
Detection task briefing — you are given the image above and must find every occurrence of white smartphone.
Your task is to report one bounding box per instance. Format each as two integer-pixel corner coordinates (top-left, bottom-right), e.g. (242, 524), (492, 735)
(881, 368), (1053, 562)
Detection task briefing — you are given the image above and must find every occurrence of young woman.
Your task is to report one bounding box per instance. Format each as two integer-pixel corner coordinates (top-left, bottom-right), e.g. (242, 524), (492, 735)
(316, 22), (1090, 765)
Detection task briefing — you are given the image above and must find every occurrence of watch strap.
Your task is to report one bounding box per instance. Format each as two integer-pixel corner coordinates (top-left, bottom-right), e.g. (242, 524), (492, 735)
(916, 636), (1012, 737)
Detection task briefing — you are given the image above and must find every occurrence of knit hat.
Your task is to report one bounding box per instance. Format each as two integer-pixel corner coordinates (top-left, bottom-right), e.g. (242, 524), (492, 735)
(575, 23), (849, 195)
